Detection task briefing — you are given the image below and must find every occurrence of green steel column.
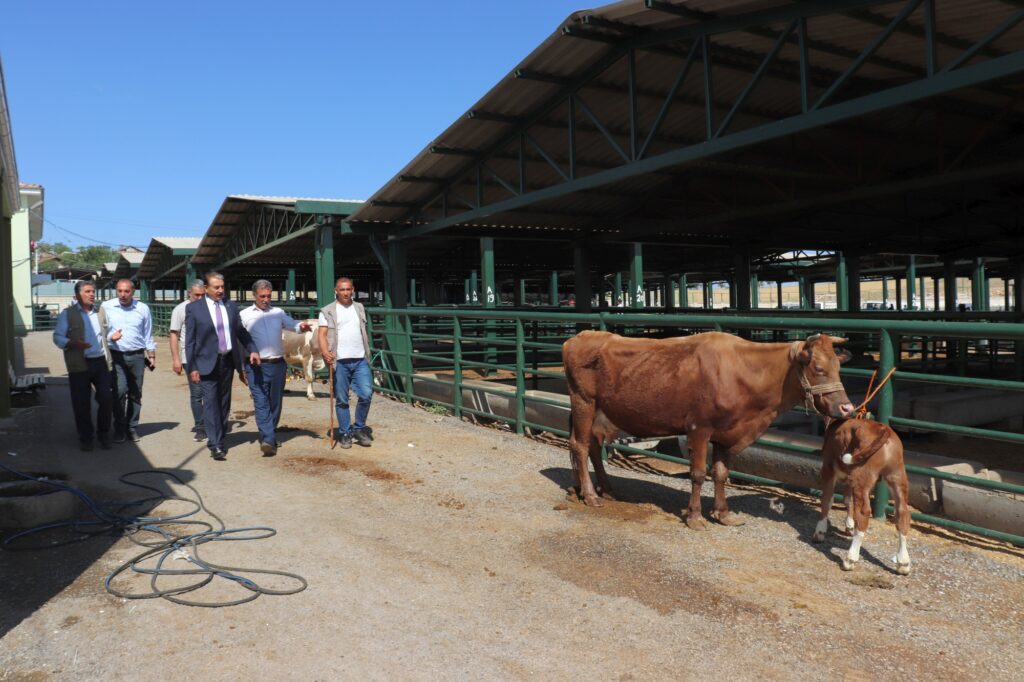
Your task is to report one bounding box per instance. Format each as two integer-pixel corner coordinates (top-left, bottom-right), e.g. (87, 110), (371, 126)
(452, 317), (463, 417)
(573, 244), (593, 313)
(470, 269), (479, 305)
(139, 280), (150, 303)
(906, 255), (917, 311)
(549, 271), (558, 306)
(630, 243), (644, 309)
(836, 252), (848, 311)
(919, 276), (927, 310)
(464, 279), (470, 304)
(799, 277), (810, 310)
(882, 276), (890, 309)
(409, 278), (417, 306)
(184, 262), (196, 298)
(383, 240), (410, 398)
(750, 274), (759, 310)
(614, 272), (623, 306)
(895, 277), (903, 311)
(514, 278), (525, 307)
(847, 250), (861, 312)
(314, 222), (335, 306)
(972, 258), (986, 311)
(286, 268), (296, 304)
(703, 280), (711, 309)
(776, 281), (783, 309)
(481, 238), (496, 375)
(934, 278), (942, 314)
(943, 260), (957, 311)
(663, 273), (674, 310)
(1015, 258), (1024, 314)
(872, 329), (896, 518)
(678, 273), (688, 308)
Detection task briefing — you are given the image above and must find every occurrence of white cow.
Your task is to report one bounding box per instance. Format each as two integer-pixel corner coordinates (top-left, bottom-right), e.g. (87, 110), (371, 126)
(283, 320), (325, 400)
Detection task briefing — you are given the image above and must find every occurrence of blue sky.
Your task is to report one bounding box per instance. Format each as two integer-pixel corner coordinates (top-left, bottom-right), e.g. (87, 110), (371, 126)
(3, 0), (591, 249)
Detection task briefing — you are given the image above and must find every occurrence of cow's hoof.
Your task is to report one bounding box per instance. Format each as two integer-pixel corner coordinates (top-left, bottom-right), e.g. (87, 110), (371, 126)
(711, 511), (745, 527)
(811, 531), (826, 544)
(840, 558), (857, 571)
(894, 560), (911, 576)
(599, 490), (617, 501)
(583, 495), (603, 507)
(306, 395), (317, 402)
(685, 514), (710, 531)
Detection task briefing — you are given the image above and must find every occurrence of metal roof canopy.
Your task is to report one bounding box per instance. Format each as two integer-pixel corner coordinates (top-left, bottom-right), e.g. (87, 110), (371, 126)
(136, 237), (202, 283)
(349, 0), (1024, 265)
(190, 195), (363, 276)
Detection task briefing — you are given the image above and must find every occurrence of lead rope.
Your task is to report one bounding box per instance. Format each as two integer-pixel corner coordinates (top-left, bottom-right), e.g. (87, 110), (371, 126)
(854, 367), (896, 419)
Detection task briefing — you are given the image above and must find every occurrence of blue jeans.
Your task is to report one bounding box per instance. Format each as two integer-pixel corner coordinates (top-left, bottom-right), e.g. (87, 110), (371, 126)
(244, 360), (286, 445)
(333, 358), (372, 435)
(111, 351), (146, 433)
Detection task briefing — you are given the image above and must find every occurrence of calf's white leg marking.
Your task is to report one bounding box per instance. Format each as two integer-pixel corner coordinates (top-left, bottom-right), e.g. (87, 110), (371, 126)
(893, 534), (911, 575)
(841, 531), (865, 571)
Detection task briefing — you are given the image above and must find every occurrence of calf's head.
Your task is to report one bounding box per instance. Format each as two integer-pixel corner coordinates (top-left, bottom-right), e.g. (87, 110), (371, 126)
(790, 334), (855, 419)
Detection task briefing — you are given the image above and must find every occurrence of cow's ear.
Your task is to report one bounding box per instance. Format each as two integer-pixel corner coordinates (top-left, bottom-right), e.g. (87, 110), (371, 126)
(796, 347), (812, 365)
(835, 348), (852, 365)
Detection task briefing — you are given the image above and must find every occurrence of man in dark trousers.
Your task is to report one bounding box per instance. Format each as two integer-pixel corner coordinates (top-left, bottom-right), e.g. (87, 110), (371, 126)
(52, 281), (113, 451)
(185, 271), (257, 460)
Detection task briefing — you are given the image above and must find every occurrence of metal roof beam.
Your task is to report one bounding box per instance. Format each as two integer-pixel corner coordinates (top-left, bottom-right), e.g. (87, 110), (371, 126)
(396, 50), (1024, 240)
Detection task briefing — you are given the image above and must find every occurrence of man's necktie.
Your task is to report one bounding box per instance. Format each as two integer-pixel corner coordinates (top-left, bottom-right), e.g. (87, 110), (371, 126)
(215, 303), (228, 353)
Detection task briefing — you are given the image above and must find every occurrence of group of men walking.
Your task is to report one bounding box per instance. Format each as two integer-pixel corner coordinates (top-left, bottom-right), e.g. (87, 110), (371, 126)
(54, 273), (374, 460)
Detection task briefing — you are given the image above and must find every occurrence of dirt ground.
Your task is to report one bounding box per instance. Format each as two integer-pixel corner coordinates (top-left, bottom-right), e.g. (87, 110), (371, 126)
(1, 332), (1022, 681)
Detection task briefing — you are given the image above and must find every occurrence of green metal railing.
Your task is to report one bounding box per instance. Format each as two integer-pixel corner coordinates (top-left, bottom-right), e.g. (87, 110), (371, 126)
(365, 307), (1024, 547)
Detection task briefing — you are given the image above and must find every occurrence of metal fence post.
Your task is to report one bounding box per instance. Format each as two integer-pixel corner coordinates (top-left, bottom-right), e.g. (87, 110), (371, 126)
(452, 316), (463, 418)
(404, 313), (414, 404)
(515, 319), (526, 435)
(872, 327), (895, 518)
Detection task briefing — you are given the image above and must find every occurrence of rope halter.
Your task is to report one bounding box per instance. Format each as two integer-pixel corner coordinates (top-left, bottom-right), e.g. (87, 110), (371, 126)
(790, 335), (846, 417)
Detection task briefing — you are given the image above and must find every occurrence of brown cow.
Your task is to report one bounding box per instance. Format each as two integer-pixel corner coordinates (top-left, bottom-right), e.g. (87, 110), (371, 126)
(813, 418), (911, 575)
(562, 331), (854, 529)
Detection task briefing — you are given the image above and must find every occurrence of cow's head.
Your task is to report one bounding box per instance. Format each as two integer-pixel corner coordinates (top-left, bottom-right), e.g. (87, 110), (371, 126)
(789, 334), (855, 419)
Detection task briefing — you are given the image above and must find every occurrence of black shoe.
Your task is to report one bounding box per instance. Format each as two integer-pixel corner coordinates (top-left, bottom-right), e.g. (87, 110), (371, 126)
(362, 426), (374, 441)
(113, 431), (126, 444)
(128, 430), (141, 443)
(210, 447), (227, 460)
(260, 441), (277, 457)
(98, 436), (112, 450)
(338, 433), (352, 449)
(79, 440), (94, 452)
(194, 429), (207, 442)
(353, 429), (372, 447)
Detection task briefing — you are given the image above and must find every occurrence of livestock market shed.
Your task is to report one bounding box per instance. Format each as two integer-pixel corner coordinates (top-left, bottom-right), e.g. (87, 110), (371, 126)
(129, 0), (1024, 545)
(336, 0), (1024, 545)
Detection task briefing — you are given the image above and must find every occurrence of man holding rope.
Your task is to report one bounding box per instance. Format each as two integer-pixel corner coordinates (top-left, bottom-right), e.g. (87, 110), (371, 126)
(317, 277), (373, 449)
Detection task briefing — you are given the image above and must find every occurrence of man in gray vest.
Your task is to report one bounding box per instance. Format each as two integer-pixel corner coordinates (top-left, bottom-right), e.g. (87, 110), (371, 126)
(317, 277), (373, 449)
(52, 281), (113, 451)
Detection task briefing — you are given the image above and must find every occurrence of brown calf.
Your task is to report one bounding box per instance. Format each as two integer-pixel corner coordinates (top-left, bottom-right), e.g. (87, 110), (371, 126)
(813, 418), (911, 575)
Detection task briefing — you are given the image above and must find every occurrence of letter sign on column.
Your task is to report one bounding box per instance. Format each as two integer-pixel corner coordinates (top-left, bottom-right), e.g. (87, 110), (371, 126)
(487, 286), (495, 304)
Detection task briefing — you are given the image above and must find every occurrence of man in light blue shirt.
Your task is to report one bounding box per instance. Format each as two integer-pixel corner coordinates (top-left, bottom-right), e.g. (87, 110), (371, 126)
(53, 281), (113, 451)
(100, 278), (157, 443)
(240, 279), (311, 456)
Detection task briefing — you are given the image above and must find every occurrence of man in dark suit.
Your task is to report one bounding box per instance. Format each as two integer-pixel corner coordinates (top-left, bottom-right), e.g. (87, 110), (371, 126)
(185, 271), (258, 460)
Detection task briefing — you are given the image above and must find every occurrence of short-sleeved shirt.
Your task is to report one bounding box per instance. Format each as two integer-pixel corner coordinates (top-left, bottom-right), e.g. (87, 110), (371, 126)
(169, 300), (190, 363)
(318, 303), (364, 360)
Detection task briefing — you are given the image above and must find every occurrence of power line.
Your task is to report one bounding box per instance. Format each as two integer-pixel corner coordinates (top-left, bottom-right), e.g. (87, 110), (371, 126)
(48, 211), (201, 232)
(31, 209), (144, 249)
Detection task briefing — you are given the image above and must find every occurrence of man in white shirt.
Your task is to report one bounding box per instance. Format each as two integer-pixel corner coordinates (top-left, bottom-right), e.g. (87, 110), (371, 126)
(240, 280), (311, 456)
(317, 277), (373, 449)
(101, 278), (157, 443)
(169, 280), (207, 442)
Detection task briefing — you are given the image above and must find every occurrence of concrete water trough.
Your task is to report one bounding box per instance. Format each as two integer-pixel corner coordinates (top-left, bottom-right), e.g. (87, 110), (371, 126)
(0, 469), (76, 530)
